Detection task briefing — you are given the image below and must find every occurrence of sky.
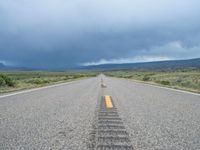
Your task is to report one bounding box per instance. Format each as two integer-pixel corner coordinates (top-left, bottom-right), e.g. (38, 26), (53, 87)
(0, 0), (200, 69)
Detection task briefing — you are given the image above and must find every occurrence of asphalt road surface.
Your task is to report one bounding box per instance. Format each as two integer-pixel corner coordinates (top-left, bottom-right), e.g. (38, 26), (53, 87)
(0, 75), (200, 149)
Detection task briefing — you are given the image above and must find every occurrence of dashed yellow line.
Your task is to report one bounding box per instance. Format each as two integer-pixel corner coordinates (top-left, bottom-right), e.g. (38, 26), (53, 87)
(105, 95), (113, 108)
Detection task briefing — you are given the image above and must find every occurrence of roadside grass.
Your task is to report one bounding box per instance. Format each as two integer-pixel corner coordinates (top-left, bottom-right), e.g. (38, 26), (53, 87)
(0, 71), (98, 94)
(104, 69), (200, 93)
(0, 74), (15, 87)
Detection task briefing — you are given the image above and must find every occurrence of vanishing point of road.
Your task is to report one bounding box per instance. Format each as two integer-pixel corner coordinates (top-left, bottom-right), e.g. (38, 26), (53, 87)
(0, 75), (200, 149)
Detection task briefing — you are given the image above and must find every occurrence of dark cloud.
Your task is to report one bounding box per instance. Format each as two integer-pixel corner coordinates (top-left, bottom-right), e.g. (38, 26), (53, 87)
(0, 0), (200, 69)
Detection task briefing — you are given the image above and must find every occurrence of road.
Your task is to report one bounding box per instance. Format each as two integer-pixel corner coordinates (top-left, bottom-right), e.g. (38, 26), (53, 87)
(0, 75), (200, 149)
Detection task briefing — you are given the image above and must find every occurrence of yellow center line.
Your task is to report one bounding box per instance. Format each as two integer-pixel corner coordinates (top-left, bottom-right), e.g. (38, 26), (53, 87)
(105, 95), (113, 108)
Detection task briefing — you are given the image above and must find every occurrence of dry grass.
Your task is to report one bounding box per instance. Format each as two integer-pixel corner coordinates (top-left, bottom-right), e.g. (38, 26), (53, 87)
(0, 71), (97, 94)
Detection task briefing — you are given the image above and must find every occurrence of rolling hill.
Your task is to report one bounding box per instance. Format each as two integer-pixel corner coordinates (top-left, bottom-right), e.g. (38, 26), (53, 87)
(81, 58), (200, 70)
(1, 58), (200, 71)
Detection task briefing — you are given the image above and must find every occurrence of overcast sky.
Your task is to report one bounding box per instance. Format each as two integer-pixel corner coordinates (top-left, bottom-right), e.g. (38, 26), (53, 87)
(0, 0), (200, 69)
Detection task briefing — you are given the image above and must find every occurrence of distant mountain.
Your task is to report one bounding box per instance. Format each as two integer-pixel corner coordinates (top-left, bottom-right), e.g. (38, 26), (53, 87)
(1, 58), (199, 71)
(0, 63), (33, 71)
(0, 63), (6, 69)
(81, 58), (200, 70)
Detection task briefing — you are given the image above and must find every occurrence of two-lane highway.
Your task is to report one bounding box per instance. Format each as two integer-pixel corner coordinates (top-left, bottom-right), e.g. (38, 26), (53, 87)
(0, 75), (200, 149)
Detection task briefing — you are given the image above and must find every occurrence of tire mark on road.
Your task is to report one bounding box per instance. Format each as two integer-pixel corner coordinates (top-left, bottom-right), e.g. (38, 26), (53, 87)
(95, 95), (134, 150)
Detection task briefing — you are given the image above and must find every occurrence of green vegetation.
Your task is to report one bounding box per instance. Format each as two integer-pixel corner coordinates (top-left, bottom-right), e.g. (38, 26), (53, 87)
(0, 74), (15, 87)
(0, 71), (97, 94)
(104, 69), (200, 93)
(156, 80), (170, 85)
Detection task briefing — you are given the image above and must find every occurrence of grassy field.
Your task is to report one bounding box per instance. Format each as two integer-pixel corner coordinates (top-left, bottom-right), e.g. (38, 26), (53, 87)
(104, 69), (200, 93)
(0, 71), (98, 94)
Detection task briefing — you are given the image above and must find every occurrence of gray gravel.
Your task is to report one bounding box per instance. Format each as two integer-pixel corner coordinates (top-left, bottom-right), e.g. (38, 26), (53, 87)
(0, 78), (100, 150)
(104, 77), (200, 150)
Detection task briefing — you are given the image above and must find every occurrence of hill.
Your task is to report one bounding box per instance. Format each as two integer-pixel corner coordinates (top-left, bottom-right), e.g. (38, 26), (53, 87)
(81, 58), (200, 70)
(1, 58), (200, 71)
(0, 63), (6, 69)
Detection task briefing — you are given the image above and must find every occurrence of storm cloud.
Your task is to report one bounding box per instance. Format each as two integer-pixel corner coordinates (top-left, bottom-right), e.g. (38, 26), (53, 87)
(0, 0), (200, 69)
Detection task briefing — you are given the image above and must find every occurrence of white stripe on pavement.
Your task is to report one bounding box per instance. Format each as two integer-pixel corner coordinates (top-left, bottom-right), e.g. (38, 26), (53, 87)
(113, 77), (200, 97)
(0, 81), (74, 99)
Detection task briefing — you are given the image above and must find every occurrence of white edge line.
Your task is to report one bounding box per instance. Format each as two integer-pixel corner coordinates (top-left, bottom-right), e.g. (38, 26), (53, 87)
(0, 81), (75, 99)
(142, 82), (200, 96)
(112, 77), (200, 97)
